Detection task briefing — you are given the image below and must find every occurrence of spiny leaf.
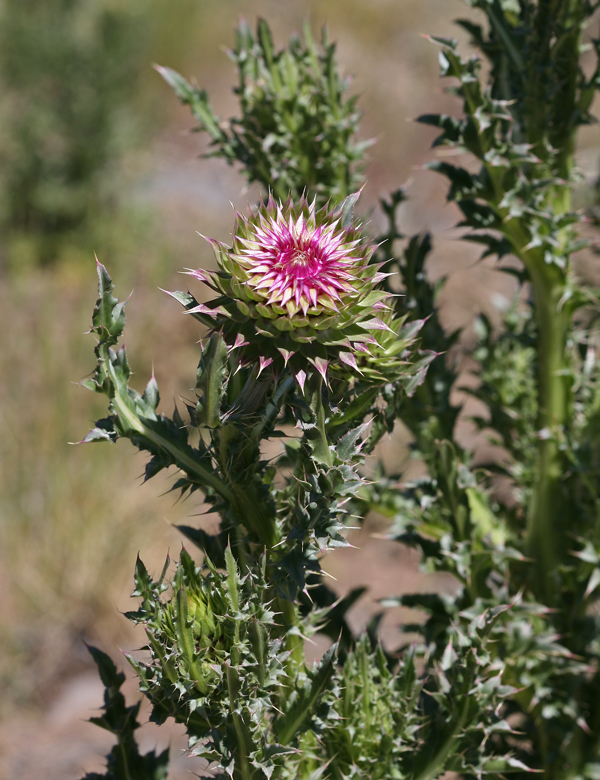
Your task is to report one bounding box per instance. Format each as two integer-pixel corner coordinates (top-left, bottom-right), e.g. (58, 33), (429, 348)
(225, 544), (240, 614)
(196, 333), (229, 428)
(334, 422), (368, 462)
(275, 643), (338, 744)
(92, 261), (126, 348)
(335, 190), (362, 229)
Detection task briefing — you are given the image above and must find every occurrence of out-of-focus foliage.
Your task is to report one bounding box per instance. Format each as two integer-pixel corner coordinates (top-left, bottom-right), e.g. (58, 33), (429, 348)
(0, 0), (155, 267)
(158, 19), (370, 206)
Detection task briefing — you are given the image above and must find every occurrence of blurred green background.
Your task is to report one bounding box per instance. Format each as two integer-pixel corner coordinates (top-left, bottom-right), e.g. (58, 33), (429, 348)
(5, 1), (595, 777)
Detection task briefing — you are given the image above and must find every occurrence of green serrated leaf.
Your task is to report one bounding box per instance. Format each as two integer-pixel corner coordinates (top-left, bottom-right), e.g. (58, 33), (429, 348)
(196, 333), (228, 428)
(334, 190), (361, 229)
(176, 525), (227, 568)
(87, 645), (125, 694)
(329, 386), (379, 429)
(93, 262), (126, 348)
(275, 643), (337, 744)
(225, 544), (240, 613)
(335, 422), (368, 462)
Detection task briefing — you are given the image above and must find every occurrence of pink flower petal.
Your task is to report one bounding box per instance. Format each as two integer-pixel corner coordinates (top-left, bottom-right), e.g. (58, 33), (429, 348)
(309, 356), (329, 383)
(339, 351), (362, 374)
(206, 192), (381, 331)
(257, 356), (273, 376)
(277, 347), (295, 366)
(294, 368), (307, 394)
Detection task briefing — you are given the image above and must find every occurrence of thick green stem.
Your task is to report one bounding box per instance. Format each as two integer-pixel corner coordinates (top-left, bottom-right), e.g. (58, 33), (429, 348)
(525, 264), (571, 600)
(226, 664), (254, 780)
(218, 372), (296, 549)
(278, 595), (305, 678)
(307, 377), (334, 468)
(500, 200), (572, 602)
(117, 743), (134, 780)
(242, 374), (296, 463)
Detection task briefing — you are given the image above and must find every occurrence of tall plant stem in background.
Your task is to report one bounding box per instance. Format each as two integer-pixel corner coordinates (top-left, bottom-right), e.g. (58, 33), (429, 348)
(502, 205), (572, 601)
(472, 170), (574, 601)
(520, 2), (580, 601)
(525, 251), (571, 600)
(434, 5), (578, 601)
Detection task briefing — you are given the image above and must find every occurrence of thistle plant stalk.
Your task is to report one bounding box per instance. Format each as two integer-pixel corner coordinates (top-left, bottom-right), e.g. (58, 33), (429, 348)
(498, 213), (573, 599)
(484, 106), (574, 570)
(525, 252), (571, 597)
(278, 596), (305, 673)
(520, 5), (581, 595)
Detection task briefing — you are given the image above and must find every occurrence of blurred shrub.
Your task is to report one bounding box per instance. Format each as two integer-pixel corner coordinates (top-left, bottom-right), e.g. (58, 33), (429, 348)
(0, 0), (154, 268)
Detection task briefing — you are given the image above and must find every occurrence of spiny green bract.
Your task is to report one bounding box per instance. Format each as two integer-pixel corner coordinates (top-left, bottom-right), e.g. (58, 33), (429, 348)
(283, 612), (524, 780)
(287, 637), (422, 780)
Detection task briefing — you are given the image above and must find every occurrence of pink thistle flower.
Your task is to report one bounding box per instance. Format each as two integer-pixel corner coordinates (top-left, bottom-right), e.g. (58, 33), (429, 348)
(233, 205), (363, 318)
(178, 193), (418, 388)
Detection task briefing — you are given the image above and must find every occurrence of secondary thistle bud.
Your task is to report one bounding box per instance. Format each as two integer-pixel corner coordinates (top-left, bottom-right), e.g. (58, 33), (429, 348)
(187, 589), (218, 649)
(184, 193), (410, 387)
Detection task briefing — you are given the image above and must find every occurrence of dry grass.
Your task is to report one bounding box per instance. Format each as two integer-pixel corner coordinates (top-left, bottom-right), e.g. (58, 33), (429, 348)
(0, 228), (182, 708)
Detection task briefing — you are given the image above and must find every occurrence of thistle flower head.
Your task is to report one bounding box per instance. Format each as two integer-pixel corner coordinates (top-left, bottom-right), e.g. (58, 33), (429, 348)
(182, 194), (415, 387)
(230, 198), (368, 318)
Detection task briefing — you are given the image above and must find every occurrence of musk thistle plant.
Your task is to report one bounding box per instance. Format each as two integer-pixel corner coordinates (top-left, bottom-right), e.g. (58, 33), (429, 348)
(81, 10), (600, 780)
